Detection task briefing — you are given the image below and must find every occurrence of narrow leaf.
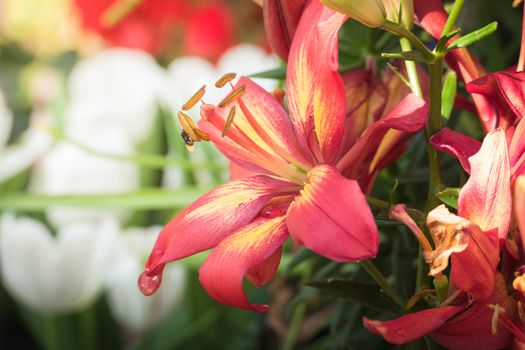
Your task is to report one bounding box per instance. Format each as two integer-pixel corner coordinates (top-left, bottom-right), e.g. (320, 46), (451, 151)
(307, 279), (401, 313)
(436, 186), (461, 209)
(381, 51), (426, 63)
(441, 71), (457, 121)
(448, 22), (498, 50)
(249, 66), (287, 79)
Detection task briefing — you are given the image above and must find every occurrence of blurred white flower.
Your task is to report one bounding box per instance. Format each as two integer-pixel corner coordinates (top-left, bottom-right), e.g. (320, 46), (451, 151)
(0, 213), (118, 314)
(162, 44), (278, 188)
(105, 226), (187, 333)
(0, 90), (53, 183)
(30, 124), (140, 228)
(66, 48), (165, 144)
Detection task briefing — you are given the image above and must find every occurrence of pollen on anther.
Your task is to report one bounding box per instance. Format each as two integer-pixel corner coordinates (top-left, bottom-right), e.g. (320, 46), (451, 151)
(218, 84), (246, 108)
(182, 85), (206, 110)
(215, 72), (237, 88)
(222, 106), (236, 137)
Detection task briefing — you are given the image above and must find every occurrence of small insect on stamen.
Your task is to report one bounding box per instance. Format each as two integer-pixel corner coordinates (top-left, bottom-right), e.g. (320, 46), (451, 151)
(178, 111), (200, 141)
(221, 106), (236, 138)
(218, 84), (246, 108)
(182, 85), (206, 111)
(181, 130), (195, 152)
(215, 72), (237, 88)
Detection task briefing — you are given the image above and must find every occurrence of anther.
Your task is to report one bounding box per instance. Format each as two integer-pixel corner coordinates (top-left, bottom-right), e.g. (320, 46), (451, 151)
(182, 85), (206, 110)
(222, 106), (236, 137)
(215, 72), (237, 88)
(194, 128), (210, 142)
(177, 111), (199, 140)
(218, 84), (246, 108)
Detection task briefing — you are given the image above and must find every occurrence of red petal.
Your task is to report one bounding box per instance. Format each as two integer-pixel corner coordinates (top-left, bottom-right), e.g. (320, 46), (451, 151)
(246, 247), (282, 287)
(432, 274), (515, 350)
(458, 129), (511, 239)
(515, 176), (525, 253)
(364, 306), (464, 344)
(286, 1), (347, 163)
(263, 0), (306, 61)
(492, 71), (525, 121)
(286, 165), (378, 262)
(430, 128), (482, 173)
(336, 93), (427, 174)
(198, 216), (288, 312)
(144, 175), (298, 275)
(451, 225), (499, 300)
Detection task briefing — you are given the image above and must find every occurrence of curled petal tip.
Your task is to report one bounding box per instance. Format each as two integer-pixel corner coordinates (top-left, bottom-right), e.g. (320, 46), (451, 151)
(138, 271), (162, 296)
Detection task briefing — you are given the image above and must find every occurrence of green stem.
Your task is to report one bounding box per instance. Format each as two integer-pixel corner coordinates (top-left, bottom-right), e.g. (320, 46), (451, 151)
(79, 307), (96, 350)
(43, 315), (60, 350)
(441, 0), (465, 37)
(399, 38), (424, 98)
(382, 21), (434, 61)
(282, 261), (312, 350)
(360, 260), (405, 308)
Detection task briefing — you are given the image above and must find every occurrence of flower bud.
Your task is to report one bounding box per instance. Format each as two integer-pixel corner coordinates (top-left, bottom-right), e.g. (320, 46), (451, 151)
(384, 0), (414, 29)
(320, 0), (387, 28)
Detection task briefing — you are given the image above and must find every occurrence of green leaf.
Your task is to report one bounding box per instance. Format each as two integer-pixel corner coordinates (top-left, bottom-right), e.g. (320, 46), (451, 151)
(435, 186), (461, 209)
(447, 22), (498, 49)
(381, 51), (426, 63)
(249, 66), (286, 80)
(306, 279), (401, 313)
(0, 187), (211, 211)
(441, 71), (457, 121)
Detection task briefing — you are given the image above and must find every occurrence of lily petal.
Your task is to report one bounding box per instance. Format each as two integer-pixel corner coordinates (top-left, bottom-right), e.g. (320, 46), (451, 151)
(515, 176), (525, 253)
(450, 225), (499, 300)
(263, 0), (306, 61)
(287, 0), (347, 163)
(246, 247), (283, 287)
(144, 175), (298, 276)
(430, 128), (481, 173)
(336, 93), (427, 175)
(432, 274), (515, 350)
(458, 129), (511, 239)
(199, 216), (288, 312)
(363, 306), (465, 344)
(286, 165), (378, 262)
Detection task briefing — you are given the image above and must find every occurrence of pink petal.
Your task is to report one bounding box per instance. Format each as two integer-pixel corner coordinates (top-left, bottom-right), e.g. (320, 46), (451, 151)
(246, 247), (282, 287)
(509, 118), (525, 172)
(199, 216), (288, 312)
(363, 306), (465, 344)
(144, 175), (298, 276)
(336, 93), (427, 175)
(263, 0), (306, 61)
(492, 71), (525, 121)
(450, 225), (499, 300)
(458, 129), (511, 239)
(286, 164), (378, 262)
(515, 176), (525, 253)
(430, 128), (482, 173)
(286, 0), (347, 163)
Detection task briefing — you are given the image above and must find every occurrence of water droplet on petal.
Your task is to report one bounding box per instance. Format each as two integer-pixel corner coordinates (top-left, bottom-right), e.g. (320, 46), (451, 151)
(138, 271), (162, 296)
(261, 206), (282, 218)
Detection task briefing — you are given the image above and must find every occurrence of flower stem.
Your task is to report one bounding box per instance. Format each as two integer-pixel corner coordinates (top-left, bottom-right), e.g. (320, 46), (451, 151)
(360, 260), (405, 308)
(282, 260), (312, 350)
(382, 21), (434, 61)
(43, 315), (60, 350)
(441, 0), (465, 37)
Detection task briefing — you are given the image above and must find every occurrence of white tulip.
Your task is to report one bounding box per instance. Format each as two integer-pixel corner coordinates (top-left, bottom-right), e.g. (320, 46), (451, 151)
(66, 48), (165, 144)
(30, 124), (140, 228)
(0, 213), (118, 314)
(105, 226), (187, 333)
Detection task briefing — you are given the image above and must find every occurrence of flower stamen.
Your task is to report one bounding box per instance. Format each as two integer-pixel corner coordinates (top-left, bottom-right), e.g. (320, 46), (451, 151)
(182, 85), (206, 110)
(219, 84), (246, 108)
(222, 106), (236, 137)
(215, 72), (237, 88)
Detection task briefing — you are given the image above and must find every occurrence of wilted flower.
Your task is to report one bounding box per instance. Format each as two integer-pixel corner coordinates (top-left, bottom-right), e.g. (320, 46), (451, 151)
(140, 1), (427, 312)
(105, 226), (186, 333)
(0, 213), (118, 314)
(366, 129), (514, 347)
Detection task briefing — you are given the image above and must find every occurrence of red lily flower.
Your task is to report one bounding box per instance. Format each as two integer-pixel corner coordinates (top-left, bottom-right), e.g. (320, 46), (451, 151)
(365, 129), (514, 347)
(139, 0), (427, 311)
